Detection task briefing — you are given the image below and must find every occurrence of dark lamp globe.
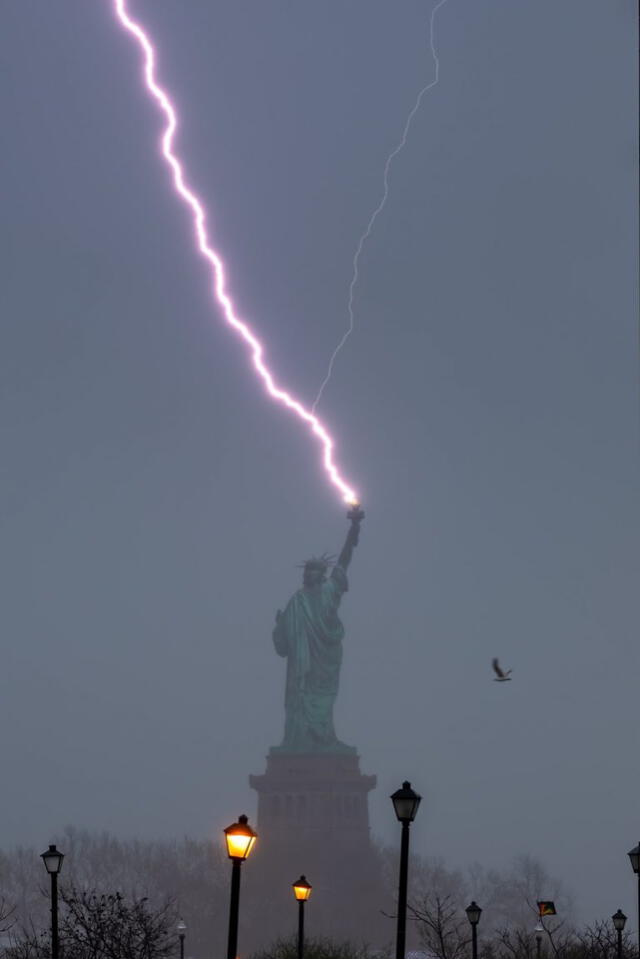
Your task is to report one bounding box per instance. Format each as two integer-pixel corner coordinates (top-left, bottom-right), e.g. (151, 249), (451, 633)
(466, 901), (482, 926)
(41, 845), (64, 875)
(390, 781), (421, 823)
(612, 910), (627, 932)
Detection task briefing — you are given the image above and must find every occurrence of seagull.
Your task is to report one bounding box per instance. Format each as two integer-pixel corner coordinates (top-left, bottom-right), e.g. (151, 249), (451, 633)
(492, 658), (512, 682)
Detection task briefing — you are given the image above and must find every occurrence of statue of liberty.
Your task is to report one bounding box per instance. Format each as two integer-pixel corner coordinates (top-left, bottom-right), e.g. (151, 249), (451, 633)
(272, 505), (365, 753)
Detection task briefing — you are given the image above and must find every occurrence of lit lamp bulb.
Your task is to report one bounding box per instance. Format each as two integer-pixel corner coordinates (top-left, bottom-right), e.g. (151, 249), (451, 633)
(224, 815), (257, 861)
(292, 876), (312, 902)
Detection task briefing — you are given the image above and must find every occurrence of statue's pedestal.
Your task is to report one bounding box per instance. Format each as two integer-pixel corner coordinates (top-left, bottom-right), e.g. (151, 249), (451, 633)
(244, 752), (389, 949)
(250, 750), (376, 848)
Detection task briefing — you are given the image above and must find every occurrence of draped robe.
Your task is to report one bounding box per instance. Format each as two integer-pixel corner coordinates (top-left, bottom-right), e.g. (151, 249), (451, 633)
(272, 565), (352, 752)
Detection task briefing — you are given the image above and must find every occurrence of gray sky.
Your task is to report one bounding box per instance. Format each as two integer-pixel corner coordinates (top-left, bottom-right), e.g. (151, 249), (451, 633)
(1, 0), (638, 926)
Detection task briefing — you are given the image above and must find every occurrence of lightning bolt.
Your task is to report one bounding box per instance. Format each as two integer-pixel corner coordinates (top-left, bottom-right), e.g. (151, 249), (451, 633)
(110, 0), (358, 506)
(312, 0), (450, 414)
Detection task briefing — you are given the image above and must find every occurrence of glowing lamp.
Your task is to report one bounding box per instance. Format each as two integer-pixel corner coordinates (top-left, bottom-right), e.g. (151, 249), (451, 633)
(292, 876), (312, 902)
(224, 814), (257, 861)
(390, 781), (421, 823)
(41, 845), (64, 875)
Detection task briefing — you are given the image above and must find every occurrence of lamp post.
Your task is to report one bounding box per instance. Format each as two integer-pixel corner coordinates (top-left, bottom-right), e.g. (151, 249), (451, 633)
(627, 843), (640, 949)
(391, 781), (421, 959)
(224, 814), (257, 959)
(534, 923), (543, 959)
(612, 909), (627, 959)
(40, 844), (64, 959)
(177, 918), (186, 959)
(292, 876), (312, 959)
(465, 901), (482, 959)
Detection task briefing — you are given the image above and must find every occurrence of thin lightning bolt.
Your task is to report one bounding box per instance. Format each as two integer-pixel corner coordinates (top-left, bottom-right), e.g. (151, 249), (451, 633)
(312, 0), (450, 414)
(110, 0), (358, 505)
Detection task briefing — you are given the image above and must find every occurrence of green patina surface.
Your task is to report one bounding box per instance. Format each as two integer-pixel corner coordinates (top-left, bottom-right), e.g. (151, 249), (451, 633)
(271, 508), (364, 754)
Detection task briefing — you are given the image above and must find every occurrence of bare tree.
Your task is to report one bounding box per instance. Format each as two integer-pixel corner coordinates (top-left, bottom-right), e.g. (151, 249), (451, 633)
(485, 925), (535, 959)
(401, 852), (574, 959)
(0, 901), (15, 933)
(409, 893), (470, 959)
(0, 829), (229, 959)
(4, 888), (176, 959)
(249, 938), (386, 959)
(564, 920), (636, 959)
(62, 888), (176, 959)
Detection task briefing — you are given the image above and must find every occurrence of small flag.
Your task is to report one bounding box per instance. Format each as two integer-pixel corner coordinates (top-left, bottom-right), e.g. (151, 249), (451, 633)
(537, 901), (556, 917)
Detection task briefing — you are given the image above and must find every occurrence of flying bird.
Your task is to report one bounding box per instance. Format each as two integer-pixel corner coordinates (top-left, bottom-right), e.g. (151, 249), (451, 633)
(492, 658), (512, 682)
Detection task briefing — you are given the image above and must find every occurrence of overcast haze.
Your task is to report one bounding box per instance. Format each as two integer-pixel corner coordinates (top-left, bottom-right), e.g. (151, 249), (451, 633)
(1, 0), (638, 927)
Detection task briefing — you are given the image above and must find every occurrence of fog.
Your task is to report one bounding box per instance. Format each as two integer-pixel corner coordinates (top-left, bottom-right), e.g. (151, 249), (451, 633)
(1, 0), (638, 929)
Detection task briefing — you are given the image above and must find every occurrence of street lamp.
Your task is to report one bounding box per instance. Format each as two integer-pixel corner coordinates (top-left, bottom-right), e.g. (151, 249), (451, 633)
(41, 844), (64, 959)
(177, 918), (186, 959)
(224, 814), (257, 959)
(391, 781), (421, 959)
(612, 909), (627, 959)
(465, 901), (482, 959)
(534, 922), (544, 959)
(292, 875), (312, 959)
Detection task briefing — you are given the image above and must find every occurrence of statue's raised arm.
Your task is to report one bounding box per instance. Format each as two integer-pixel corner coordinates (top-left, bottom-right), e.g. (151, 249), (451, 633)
(334, 504), (365, 574)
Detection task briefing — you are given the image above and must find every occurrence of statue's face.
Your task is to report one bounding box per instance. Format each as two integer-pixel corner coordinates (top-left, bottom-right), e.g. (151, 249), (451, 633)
(303, 565), (326, 588)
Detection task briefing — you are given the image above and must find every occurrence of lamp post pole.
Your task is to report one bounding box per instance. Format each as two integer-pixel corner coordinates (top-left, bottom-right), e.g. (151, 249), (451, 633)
(535, 922), (543, 959)
(637, 865), (639, 952)
(224, 814), (257, 959)
(391, 781), (422, 959)
(465, 902), (482, 959)
(40, 845), (64, 959)
(397, 819), (410, 959)
(627, 843), (640, 949)
(292, 877), (312, 959)
(177, 919), (186, 959)
(51, 870), (59, 959)
(297, 899), (305, 959)
(227, 860), (241, 959)
(612, 909), (627, 959)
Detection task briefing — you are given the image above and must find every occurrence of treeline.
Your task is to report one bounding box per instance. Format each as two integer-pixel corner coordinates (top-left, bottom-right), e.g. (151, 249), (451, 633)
(0, 827), (227, 959)
(0, 828), (633, 959)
